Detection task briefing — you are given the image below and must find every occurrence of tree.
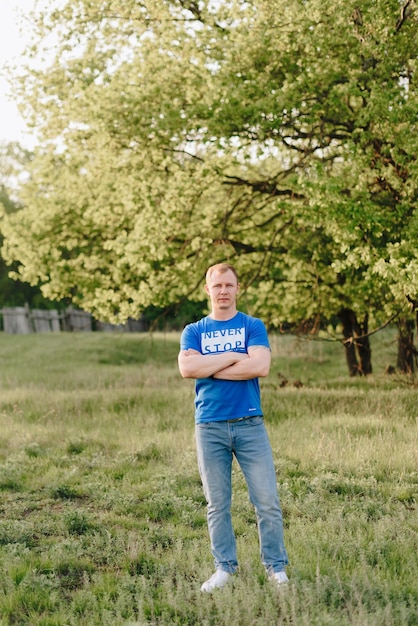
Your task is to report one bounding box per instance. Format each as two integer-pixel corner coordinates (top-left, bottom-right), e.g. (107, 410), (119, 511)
(0, 142), (57, 309)
(1, 0), (417, 372)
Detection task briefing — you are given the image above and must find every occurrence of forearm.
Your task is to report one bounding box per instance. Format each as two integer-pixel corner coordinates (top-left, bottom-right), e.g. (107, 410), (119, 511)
(213, 347), (271, 380)
(213, 359), (269, 380)
(178, 350), (248, 379)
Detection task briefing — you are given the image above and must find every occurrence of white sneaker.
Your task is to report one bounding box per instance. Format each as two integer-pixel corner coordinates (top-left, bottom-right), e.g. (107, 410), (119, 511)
(200, 569), (232, 592)
(270, 571), (289, 586)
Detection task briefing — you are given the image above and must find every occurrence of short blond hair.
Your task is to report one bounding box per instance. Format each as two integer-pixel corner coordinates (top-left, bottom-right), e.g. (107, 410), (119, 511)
(205, 263), (239, 284)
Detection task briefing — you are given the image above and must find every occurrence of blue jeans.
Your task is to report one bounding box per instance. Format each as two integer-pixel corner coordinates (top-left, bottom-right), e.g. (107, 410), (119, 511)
(195, 416), (288, 575)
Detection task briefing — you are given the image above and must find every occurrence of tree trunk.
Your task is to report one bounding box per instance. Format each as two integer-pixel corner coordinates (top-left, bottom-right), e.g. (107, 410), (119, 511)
(339, 308), (360, 376)
(339, 308), (372, 376)
(396, 318), (416, 373)
(357, 313), (372, 375)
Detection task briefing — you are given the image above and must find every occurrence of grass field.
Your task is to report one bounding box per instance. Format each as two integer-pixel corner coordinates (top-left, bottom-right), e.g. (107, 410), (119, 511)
(0, 329), (417, 625)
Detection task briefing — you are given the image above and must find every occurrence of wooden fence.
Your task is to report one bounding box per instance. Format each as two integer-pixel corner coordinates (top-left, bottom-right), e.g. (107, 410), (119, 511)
(0, 305), (145, 334)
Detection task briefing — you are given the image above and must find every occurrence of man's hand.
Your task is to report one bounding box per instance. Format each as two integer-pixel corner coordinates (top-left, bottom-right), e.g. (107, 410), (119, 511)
(182, 349), (201, 357)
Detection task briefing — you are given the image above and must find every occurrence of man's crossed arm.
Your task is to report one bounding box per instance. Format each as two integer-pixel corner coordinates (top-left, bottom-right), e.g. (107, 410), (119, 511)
(178, 346), (271, 380)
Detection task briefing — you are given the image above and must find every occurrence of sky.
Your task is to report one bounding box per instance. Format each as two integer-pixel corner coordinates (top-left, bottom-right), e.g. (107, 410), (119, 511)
(0, 0), (37, 146)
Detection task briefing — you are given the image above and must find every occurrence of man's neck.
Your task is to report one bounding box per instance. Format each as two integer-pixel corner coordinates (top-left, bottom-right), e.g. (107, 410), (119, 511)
(209, 308), (238, 322)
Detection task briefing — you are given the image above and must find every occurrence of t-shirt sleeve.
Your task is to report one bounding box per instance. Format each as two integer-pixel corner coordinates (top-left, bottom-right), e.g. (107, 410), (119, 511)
(247, 318), (270, 350)
(180, 323), (201, 352)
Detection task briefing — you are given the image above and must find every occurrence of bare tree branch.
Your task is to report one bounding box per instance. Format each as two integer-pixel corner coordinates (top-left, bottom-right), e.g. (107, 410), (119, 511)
(395, 0), (415, 32)
(342, 313), (399, 345)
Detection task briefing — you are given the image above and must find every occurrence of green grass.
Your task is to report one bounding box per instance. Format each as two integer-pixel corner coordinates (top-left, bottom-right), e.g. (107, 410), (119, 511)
(0, 330), (417, 625)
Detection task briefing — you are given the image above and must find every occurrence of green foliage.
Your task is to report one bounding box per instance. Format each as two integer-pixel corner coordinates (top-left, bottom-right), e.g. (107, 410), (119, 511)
(0, 142), (58, 309)
(0, 0), (417, 327)
(0, 331), (417, 625)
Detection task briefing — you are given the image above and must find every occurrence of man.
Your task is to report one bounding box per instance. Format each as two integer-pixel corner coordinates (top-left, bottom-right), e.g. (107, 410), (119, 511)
(178, 262), (289, 592)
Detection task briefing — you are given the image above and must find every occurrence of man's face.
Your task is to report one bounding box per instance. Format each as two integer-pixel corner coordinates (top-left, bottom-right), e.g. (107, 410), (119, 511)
(205, 269), (239, 313)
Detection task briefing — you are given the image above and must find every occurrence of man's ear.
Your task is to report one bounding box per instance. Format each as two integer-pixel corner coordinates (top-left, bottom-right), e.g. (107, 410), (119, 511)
(204, 284), (209, 295)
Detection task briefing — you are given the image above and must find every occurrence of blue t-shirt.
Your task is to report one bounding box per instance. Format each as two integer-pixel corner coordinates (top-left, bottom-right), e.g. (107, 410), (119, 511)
(180, 311), (270, 424)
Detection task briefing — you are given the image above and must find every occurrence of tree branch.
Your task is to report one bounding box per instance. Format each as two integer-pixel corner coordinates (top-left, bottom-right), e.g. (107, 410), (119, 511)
(395, 0), (414, 32)
(342, 313), (399, 345)
(222, 175), (305, 200)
